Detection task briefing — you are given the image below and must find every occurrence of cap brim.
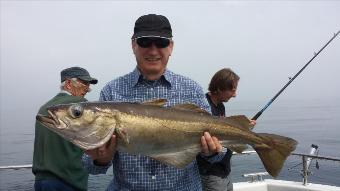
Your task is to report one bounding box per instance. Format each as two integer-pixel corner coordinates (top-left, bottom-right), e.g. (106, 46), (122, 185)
(78, 76), (98, 84)
(132, 31), (172, 39)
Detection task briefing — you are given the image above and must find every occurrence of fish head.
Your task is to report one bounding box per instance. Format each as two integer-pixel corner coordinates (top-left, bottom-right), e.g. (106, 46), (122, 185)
(37, 103), (95, 130)
(36, 102), (118, 150)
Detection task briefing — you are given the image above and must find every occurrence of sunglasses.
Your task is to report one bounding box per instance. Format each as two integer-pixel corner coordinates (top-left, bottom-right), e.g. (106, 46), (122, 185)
(136, 37), (171, 48)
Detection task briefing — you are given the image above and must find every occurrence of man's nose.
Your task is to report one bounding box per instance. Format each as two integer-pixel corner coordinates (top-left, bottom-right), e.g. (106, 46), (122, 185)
(84, 85), (91, 92)
(149, 43), (159, 50)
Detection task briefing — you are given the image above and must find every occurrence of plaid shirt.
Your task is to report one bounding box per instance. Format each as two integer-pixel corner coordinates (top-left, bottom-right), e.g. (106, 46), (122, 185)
(82, 68), (225, 191)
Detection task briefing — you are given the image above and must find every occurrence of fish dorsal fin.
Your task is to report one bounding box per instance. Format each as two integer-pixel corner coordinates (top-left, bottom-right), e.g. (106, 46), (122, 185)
(223, 115), (252, 130)
(141, 99), (167, 107)
(150, 145), (201, 168)
(172, 103), (210, 115)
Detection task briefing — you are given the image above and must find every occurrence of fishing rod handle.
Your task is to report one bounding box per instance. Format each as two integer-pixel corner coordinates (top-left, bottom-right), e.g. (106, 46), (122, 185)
(251, 111), (262, 120)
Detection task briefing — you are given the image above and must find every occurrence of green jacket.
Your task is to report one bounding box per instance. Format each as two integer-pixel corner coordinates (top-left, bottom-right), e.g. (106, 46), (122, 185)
(32, 93), (88, 191)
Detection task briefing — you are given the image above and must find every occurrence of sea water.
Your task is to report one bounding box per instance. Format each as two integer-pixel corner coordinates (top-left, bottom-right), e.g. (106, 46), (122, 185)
(1, 99), (339, 190)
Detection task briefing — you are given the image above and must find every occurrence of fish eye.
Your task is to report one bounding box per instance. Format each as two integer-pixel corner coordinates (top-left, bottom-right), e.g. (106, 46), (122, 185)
(69, 104), (83, 118)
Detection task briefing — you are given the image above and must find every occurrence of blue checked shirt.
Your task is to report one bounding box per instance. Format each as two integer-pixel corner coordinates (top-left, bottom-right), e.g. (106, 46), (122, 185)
(82, 68), (225, 191)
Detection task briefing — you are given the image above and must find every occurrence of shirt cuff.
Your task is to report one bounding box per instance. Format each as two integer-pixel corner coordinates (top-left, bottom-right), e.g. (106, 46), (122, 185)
(82, 154), (112, 174)
(199, 151), (226, 163)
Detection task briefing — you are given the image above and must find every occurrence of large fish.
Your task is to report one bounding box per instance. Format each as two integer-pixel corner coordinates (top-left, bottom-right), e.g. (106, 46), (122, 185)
(36, 99), (297, 177)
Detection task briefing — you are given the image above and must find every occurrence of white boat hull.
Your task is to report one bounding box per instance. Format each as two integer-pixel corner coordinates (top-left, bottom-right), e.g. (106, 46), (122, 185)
(234, 179), (340, 191)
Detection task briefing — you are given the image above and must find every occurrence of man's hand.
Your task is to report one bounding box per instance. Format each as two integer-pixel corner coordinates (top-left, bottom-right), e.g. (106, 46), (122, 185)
(200, 132), (222, 156)
(85, 134), (117, 165)
(249, 119), (256, 129)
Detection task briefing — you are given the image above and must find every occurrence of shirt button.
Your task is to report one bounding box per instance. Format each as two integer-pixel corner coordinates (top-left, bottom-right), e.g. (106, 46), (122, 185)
(151, 175), (156, 180)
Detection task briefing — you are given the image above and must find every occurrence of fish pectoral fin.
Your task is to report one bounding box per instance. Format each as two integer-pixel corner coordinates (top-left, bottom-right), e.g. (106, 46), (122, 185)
(115, 127), (129, 146)
(112, 114), (129, 146)
(224, 115), (252, 130)
(72, 126), (116, 150)
(172, 104), (210, 115)
(150, 146), (201, 168)
(141, 99), (167, 107)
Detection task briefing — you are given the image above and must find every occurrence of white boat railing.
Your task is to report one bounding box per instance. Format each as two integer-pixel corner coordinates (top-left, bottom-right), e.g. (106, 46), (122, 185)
(1, 146), (340, 186)
(0, 150), (257, 170)
(291, 152), (340, 185)
(235, 145), (340, 186)
(0, 164), (32, 170)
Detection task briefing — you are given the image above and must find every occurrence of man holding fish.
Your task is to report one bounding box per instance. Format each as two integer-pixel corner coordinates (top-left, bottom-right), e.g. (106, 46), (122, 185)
(35, 14), (297, 191)
(82, 14), (226, 190)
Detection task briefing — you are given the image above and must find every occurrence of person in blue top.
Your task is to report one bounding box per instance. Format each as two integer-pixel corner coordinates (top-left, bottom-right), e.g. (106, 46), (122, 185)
(82, 14), (225, 191)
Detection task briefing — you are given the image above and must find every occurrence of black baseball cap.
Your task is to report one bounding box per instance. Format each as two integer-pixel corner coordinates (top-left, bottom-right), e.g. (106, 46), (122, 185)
(61, 67), (98, 84)
(132, 14), (172, 39)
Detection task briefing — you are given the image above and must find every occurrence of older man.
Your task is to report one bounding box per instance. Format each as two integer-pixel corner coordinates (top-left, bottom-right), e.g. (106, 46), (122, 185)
(82, 14), (225, 191)
(33, 67), (97, 191)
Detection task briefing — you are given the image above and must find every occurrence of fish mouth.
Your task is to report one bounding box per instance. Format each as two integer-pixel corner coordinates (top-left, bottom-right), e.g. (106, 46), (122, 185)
(36, 110), (67, 129)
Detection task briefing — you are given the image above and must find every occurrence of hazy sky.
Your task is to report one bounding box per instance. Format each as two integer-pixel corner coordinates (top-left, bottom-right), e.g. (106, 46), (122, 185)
(1, 1), (339, 136)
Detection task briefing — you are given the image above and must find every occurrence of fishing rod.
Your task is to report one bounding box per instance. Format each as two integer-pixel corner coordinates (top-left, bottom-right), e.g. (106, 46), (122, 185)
(252, 30), (340, 120)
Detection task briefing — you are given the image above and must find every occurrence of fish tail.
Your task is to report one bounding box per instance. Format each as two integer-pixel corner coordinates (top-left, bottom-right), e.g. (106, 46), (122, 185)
(253, 133), (297, 177)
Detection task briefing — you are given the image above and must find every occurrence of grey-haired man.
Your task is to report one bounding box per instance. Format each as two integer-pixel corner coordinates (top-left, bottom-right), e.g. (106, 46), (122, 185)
(33, 67), (97, 191)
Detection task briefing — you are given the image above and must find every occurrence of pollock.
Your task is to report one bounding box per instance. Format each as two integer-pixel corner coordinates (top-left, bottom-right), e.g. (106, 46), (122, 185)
(36, 99), (297, 177)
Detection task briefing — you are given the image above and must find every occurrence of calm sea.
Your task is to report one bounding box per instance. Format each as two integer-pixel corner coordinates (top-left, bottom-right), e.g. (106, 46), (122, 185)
(1, 99), (339, 190)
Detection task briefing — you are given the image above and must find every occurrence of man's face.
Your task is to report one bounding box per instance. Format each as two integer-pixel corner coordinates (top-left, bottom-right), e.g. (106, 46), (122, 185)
(217, 86), (237, 103)
(132, 37), (174, 80)
(66, 79), (91, 97)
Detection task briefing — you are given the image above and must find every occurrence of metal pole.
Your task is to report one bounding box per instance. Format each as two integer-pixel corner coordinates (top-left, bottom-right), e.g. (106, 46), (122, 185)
(302, 155), (308, 185)
(306, 144), (319, 170)
(0, 164), (32, 170)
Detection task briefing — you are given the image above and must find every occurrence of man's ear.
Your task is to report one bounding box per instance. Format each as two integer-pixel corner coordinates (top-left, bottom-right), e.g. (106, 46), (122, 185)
(132, 40), (137, 54)
(168, 40), (174, 56)
(64, 79), (72, 89)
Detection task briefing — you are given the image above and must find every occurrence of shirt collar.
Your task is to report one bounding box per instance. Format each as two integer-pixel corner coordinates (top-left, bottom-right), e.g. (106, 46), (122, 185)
(163, 69), (175, 86)
(131, 67), (172, 87)
(131, 68), (142, 86)
(60, 90), (71, 95)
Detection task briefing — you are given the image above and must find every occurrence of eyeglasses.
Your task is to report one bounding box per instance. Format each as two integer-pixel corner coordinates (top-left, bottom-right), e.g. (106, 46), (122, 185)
(71, 79), (91, 92)
(80, 80), (92, 92)
(135, 37), (171, 48)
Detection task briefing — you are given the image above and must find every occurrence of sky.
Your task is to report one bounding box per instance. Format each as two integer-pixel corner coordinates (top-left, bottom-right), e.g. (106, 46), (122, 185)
(1, 0), (340, 136)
